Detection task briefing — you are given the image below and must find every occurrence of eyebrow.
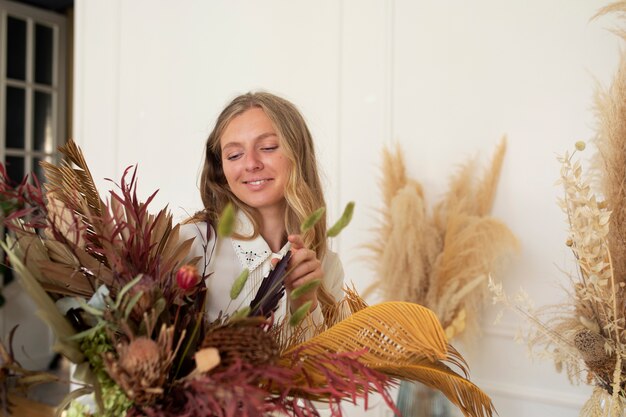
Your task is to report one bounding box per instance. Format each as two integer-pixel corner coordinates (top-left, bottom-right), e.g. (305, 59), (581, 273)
(221, 132), (278, 152)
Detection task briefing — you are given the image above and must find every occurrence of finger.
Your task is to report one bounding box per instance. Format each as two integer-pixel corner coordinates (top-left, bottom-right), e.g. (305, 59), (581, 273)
(285, 261), (322, 288)
(270, 257), (279, 270)
(290, 274), (320, 290)
(285, 250), (317, 283)
(289, 247), (316, 265)
(288, 234), (306, 250)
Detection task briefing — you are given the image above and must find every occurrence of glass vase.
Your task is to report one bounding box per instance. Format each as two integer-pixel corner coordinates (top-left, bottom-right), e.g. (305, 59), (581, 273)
(396, 381), (452, 417)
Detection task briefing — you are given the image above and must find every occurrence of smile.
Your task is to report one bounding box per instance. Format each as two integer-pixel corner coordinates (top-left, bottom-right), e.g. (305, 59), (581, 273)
(243, 179), (273, 185)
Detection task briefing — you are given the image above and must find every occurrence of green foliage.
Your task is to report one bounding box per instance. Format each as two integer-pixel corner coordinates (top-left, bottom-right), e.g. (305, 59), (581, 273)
(289, 301), (313, 327)
(64, 401), (93, 417)
(300, 207), (325, 232)
(79, 328), (133, 417)
(327, 201), (355, 237)
(230, 268), (250, 300)
(217, 203), (235, 237)
(290, 279), (321, 300)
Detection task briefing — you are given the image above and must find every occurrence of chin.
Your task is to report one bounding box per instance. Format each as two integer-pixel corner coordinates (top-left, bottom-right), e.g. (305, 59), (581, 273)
(242, 197), (285, 211)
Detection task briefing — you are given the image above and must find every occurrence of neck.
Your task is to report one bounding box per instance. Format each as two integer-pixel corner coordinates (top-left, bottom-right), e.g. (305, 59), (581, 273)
(257, 205), (287, 252)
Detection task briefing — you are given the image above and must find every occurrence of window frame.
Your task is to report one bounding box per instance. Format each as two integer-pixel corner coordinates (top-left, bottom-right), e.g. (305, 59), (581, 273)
(0, 0), (67, 179)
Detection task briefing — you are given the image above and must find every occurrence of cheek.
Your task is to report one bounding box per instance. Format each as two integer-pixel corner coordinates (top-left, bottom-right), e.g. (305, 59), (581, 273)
(276, 155), (293, 178)
(221, 163), (238, 185)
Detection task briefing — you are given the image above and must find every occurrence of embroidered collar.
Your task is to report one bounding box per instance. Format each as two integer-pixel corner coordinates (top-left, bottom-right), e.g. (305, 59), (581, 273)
(231, 211), (289, 272)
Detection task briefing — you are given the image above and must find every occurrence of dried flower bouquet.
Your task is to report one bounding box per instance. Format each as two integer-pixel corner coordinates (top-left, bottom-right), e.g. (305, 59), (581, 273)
(0, 141), (495, 417)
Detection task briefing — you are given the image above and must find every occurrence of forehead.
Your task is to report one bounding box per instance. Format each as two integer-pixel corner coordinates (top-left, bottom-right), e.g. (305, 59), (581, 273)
(220, 108), (277, 144)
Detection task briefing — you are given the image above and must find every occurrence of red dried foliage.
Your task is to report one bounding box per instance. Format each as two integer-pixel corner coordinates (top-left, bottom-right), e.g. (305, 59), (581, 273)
(94, 166), (168, 284)
(126, 347), (397, 417)
(284, 347), (398, 415)
(0, 165), (48, 230)
(128, 360), (298, 417)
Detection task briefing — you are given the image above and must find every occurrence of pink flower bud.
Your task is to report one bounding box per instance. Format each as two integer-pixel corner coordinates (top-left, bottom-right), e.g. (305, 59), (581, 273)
(176, 265), (200, 291)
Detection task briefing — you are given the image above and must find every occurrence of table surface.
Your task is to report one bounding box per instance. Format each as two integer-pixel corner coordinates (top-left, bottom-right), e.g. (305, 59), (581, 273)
(6, 395), (54, 417)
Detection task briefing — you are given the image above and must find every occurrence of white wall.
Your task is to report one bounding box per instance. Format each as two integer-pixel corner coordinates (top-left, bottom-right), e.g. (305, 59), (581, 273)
(73, 1), (621, 416)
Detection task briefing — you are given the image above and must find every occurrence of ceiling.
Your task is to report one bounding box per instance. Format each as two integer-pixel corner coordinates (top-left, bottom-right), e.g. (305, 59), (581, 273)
(13, 0), (73, 13)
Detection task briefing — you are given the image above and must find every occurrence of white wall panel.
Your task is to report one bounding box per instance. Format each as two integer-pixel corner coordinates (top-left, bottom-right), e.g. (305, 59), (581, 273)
(391, 1), (617, 416)
(336, 0), (391, 298)
(73, 0), (121, 193)
(76, 0), (341, 221)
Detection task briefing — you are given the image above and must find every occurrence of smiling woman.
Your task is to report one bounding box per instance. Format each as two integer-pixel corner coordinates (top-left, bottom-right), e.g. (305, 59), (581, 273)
(181, 92), (344, 328)
(220, 107), (291, 235)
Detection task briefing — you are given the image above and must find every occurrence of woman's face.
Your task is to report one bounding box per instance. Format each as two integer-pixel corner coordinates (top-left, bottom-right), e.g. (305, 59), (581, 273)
(219, 107), (291, 216)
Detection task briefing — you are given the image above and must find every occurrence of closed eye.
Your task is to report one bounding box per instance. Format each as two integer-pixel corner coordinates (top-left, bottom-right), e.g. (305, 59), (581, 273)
(260, 146), (278, 152)
(226, 153), (242, 161)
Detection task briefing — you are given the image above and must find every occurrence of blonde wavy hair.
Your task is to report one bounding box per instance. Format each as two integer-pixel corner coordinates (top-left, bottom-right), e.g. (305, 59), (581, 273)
(189, 92), (336, 307)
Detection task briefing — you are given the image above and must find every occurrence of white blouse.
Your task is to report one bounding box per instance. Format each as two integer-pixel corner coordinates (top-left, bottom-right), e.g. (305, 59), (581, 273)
(179, 210), (345, 324)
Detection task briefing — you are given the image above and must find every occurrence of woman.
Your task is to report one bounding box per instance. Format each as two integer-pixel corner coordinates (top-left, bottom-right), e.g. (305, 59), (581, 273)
(181, 92), (344, 325)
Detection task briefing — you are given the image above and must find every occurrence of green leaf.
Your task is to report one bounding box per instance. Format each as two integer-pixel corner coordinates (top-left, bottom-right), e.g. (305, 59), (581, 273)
(76, 298), (104, 317)
(230, 268), (249, 300)
(327, 201), (355, 237)
(289, 300), (313, 327)
(65, 321), (107, 341)
(229, 306), (251, 322)
(217, 203), (236, 237)
(123, 290), (144, 319)
(300, 207), (325, 233)
(153, 297), (167, 317)
(115, 274), (144, 309)
(290, 279), (321, 300)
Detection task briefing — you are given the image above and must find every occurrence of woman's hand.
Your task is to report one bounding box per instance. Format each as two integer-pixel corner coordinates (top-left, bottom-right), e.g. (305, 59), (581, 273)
(284, 234), (322, 312)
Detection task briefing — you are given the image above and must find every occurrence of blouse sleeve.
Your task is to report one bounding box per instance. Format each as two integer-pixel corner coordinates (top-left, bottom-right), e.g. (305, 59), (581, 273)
(321, 249), (345, 303)
(304, 249), (345, 329)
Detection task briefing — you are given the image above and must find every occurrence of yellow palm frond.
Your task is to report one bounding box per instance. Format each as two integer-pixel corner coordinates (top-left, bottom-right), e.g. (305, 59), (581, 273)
(56, 140), (104, 216)
(378, 360), (494, 417)
(281, 302), (447, 364)
(280, 302), (494, 417)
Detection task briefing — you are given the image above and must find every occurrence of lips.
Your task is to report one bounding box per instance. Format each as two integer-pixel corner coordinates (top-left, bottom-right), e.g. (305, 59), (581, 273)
(243, 178), (273, 185)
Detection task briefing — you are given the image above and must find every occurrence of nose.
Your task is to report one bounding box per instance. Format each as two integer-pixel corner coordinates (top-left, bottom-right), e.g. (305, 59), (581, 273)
(244, 150), (263, 172)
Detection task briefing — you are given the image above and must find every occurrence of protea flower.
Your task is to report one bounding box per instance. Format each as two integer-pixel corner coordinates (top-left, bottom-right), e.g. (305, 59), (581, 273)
(201, 319), (278, 369)
(103, 325), (182, 405)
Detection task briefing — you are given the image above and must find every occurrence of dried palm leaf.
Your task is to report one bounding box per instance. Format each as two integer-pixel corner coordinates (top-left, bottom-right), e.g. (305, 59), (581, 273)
(0, 238), (83, 363)
(281, 302), (447, 369)
(320, 285), (368, 328)
(10, 226), (49, 280)
(41, 140), (105, 218)
(280, 302), (494, 417)
(379, 360), (494, 417)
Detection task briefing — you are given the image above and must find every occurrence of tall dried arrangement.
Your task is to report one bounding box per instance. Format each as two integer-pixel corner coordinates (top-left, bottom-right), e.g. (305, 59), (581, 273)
(489, 3), (626, 415)
(366, 139), (518, 341)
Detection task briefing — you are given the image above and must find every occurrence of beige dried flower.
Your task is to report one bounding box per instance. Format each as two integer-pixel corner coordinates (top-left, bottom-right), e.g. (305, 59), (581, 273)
(104, 325), (182, 405)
